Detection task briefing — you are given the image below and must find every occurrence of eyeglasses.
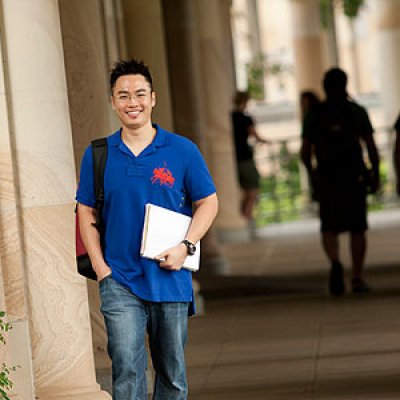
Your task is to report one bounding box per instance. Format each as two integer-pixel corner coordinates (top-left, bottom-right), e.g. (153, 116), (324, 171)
(114, 91), (151, 103)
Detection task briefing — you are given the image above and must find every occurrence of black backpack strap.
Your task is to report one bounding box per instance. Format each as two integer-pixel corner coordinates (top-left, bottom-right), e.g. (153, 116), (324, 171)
(91, 138), (108, 233)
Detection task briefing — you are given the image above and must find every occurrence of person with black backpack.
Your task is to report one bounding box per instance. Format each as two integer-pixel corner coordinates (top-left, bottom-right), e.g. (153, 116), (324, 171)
(301, 68), (380, 296)
(76, 59), (218, 399)
(394, 113), (400, 196)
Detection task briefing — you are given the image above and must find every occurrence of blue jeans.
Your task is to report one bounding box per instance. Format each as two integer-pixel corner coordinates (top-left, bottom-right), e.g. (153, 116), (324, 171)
(99, 275), (189, 400)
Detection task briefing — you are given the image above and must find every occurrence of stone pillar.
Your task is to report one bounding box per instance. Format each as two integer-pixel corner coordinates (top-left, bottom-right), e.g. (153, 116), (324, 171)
(162, 0), (207, 146)
(323, 0), (339, 66)
(0, 0), (110, 398)
(162, 0), (229, 275)
(162, 0), (244, 243)
(290, 0), (326, 95)
(102, 0), (126, 70)
(195, 0), (247, 242)
(374, 0), (400, 126)
(0, 7), (36, 398)
(59, 0), (112, 172)
(374, 0), (400, 197)
(0, 4), (27, 331)
(247, 0), (263, 59)
(101, 0), (127, 131)
(58, 0), (113, 370)
(246, 0), (265, 99)
(120, 0), (174, 131)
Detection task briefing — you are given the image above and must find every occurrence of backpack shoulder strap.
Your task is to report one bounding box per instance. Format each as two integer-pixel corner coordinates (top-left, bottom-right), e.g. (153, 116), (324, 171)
(91, 138), (108, 233)
(91, 138), (108, 203)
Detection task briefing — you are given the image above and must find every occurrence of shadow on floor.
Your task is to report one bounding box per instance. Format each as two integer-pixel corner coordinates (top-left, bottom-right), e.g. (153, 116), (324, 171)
(197, 263), (400, 301)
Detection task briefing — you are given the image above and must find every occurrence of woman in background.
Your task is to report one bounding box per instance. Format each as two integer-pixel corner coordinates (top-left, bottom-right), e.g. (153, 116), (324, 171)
(231, 91), (269, 222)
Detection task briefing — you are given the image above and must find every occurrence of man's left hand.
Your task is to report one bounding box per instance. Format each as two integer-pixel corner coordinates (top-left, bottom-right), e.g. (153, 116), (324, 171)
(156, 243), (187, 271)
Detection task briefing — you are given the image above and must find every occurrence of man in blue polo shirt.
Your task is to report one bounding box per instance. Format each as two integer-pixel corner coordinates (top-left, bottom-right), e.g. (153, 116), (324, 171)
(76, 59), (218, 400)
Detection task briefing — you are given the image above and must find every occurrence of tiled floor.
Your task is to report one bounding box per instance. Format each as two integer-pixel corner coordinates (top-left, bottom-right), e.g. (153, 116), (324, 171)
(97, 209), (400, 399)
(188, 209), (400, 399)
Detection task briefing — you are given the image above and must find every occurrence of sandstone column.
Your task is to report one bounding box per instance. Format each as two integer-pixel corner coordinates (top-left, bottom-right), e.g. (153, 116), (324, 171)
(290, 0), (327, 214)
(162, 0), (229, 274)
(101, 0), (129, 131)
(58, 0), (114, 371)
(324, 0), (339, 66)
(1, 0), (110, 398)
(0, 7), (37, 398)
(194, 0), (247, 242)
(290, 0), (326, 95)
(247, 0), (265, 100)
(374, 0), (400, 126)
(374, 0), (400, 197)
(59, 0), (112, 172)
(102, 0), (128, 69)
(120, 0), (174, 131)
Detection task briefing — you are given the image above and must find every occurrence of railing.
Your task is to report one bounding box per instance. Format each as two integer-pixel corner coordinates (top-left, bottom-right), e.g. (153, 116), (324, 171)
(254, 126), (398, 226)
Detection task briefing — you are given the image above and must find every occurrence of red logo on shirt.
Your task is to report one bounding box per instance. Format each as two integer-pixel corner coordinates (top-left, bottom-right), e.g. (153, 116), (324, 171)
(151, 163), (175, 188)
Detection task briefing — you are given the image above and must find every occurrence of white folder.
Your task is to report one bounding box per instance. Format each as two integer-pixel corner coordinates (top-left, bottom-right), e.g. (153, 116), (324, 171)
(140, 203), (200, 271)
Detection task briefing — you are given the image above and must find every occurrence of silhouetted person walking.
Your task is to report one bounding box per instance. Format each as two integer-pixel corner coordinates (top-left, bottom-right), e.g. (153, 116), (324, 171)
(394, 113), (400, 195)
(231, 91), (269, 223)
(301, 68), (380, 295)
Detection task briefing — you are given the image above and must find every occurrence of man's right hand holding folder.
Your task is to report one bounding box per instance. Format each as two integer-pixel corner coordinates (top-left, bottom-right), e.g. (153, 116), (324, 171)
(156, 241), (193, 271)
(149, 194), (218, 271)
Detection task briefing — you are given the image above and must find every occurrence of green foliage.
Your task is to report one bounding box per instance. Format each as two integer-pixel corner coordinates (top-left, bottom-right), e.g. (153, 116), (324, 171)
(367, 160), (389, 211)
(255, 144), (388, 226)
(256, 176), (303, 225)
(320, 0), (332, 28)
(0, 311), (18, 400)
(343, 0), (365, 18)
(320, 0), (366, 27)
(0, 312), (10, 345)
(247, 59), (265, 101)
(255, 143), (303, 225)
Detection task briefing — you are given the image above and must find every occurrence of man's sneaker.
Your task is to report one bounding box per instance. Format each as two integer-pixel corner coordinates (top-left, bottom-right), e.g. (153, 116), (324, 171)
(329, 261), (345, 296)
(352, 278), (371, 293)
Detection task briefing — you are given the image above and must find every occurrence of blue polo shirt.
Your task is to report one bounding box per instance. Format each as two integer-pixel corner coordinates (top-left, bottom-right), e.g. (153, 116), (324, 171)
(76, 124), (216, 313)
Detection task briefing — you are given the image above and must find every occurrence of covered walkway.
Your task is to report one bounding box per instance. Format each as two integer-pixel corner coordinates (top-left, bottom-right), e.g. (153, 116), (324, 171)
(186, 209), (400, 399)
(96, 209), (400, 398)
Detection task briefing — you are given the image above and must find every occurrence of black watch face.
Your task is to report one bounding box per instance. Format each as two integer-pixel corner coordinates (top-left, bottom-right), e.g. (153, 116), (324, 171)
(187, 243), (196, 256)
(183, 240), (196, 255)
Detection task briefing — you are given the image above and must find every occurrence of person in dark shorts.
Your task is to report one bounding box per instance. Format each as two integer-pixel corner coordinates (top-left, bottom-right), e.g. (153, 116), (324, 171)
(231, 91), (269, 220)
(301, 68), (380, 295)
(394, 113), (400, 195)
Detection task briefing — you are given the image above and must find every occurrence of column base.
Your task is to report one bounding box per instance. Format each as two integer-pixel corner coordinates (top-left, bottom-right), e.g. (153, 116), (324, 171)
(37, 386), (111, 400)
(216, 226), (251, 243)
(199, 255), (230, 275)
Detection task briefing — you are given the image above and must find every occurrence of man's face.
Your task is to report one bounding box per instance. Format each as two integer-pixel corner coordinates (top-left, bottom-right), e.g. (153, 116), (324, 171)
(111, 74), (156, 130)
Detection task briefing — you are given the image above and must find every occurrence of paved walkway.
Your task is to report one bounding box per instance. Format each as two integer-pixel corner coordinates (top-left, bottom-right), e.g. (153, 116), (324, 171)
(188, 209), (400, 399)
(97, 209), (400, 399)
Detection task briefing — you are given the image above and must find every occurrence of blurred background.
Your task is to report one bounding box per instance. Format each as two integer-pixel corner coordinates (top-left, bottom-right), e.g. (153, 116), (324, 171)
(231, 0), (398, 226)
(1, 1), (400, 399)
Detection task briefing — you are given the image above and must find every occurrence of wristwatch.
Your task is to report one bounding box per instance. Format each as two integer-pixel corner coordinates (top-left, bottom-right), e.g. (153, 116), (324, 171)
(181, 239), (196, 256)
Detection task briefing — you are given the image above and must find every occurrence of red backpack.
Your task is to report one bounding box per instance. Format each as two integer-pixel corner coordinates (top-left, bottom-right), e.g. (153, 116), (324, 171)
(75, 138), (108, 280)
